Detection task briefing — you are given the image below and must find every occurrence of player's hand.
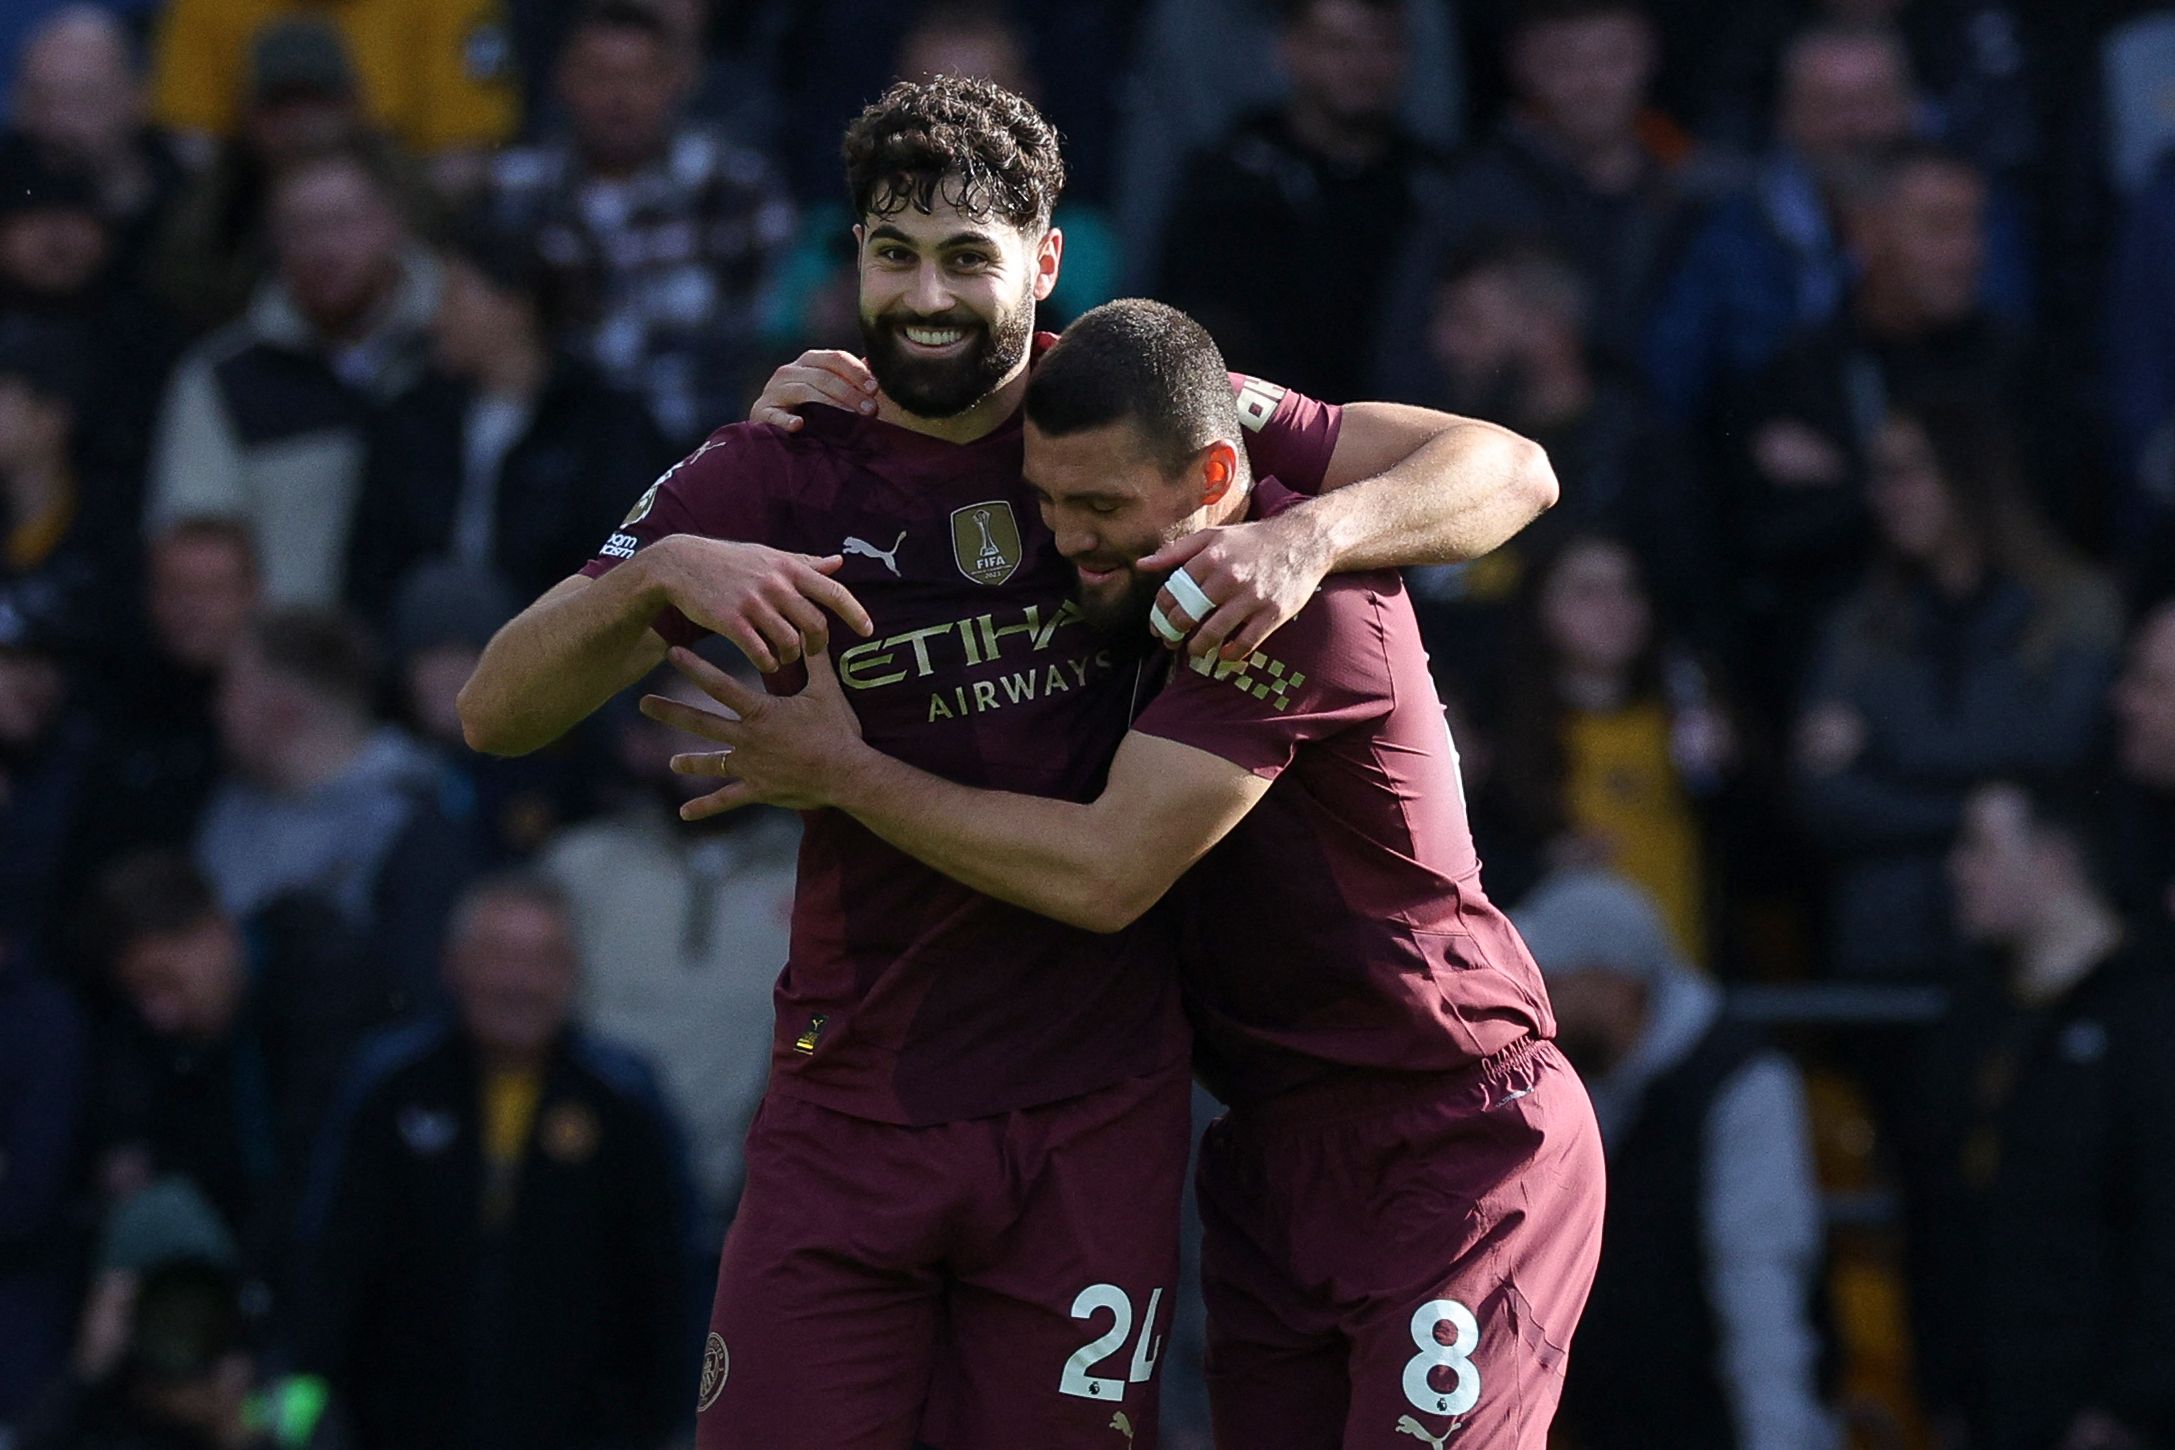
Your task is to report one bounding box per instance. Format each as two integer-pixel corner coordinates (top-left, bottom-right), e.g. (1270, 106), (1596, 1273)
(641, 646), (866, 819)
(749, 349), (880, 430)
(1138, 508), (1337, 662)
(643, 535), (875, 672)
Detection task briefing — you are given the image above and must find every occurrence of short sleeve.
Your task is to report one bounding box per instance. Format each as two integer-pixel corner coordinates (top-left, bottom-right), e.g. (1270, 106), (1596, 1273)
(1134, 582), (1391, 779)
(579, 427), (785, 646)
(1229, 374), (1342, 496)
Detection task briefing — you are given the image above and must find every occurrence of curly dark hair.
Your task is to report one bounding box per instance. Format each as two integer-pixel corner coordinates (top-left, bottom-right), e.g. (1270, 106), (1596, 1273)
(841, 75), (1065, 230)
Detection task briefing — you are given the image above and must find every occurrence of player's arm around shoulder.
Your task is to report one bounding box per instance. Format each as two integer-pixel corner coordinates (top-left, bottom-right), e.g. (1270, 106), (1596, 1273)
(1149, 392), (1556, 665)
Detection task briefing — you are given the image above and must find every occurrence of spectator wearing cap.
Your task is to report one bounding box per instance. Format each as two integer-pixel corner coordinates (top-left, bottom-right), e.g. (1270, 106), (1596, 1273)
(8, 7), (187, 271)
(388, 564), (602, 862)
(149, 19), (440, 331)
(297, 873), (691, 1450)
(17, 1180), (344, 1449)
(0, 931), (89, 1437)
(1905, 781), (2175, 1450)
(480, 0), (795, 447)
(195, 608), (479, 1003)
(1515, 870), (1838, 1450)
(344, 221), (673, 623)
(541, 656), (796, 1240)
(147, 0), (517, 186)
(84, 854), (394, 1276)
(145, 141), (442, 607)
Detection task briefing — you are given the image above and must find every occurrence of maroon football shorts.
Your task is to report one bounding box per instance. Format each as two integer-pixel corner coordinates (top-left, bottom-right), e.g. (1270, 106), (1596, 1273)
(694, 1062), (1191, 1450)
(1196, 1038), (1605, 1450)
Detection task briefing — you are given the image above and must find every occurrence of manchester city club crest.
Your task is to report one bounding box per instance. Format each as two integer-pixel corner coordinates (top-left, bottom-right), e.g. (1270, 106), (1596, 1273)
(951, 501), (1021, 586)
(697, 1333), (730, 1411)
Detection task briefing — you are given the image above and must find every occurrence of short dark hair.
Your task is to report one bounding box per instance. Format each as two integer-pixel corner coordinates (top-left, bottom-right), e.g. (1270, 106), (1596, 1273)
(1276, 0), (1402, 26)
(249, 607), (380, 718)
(89, 850), (223, 970)
(1026, 298), (1244, 478)
(443, 212), (566, 330)
(841, 75), (1064, 230)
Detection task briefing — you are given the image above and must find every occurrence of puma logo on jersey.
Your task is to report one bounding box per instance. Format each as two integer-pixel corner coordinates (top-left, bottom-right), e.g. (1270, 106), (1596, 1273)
(843, 531), (907, 576)
(1396, 1415), (1462, 1448)
(1109, 1411), (1135, 1442)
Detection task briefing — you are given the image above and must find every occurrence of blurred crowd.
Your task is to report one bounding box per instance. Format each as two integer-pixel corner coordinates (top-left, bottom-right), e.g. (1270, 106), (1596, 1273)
(5, 0), (2175, 1447)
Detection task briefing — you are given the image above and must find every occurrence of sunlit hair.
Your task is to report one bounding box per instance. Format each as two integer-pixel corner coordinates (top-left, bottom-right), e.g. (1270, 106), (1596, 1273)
(841, 74), (1064, 230)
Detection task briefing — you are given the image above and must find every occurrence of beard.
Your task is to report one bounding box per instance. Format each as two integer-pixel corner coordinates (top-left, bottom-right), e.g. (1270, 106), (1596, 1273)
(859, 288), (1035, 419)
(1072, 561), (1173, 643)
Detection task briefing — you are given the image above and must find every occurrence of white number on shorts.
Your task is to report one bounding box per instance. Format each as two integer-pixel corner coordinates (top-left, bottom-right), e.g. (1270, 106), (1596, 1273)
(1058, 1284), (1166, 1401)
(1402, 1299), (1482, 1418)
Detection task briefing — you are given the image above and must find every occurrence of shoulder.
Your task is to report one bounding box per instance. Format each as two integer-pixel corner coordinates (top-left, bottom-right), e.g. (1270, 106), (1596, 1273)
(567, 1032), (675, 1124)
(342, 1020), (456, 1111)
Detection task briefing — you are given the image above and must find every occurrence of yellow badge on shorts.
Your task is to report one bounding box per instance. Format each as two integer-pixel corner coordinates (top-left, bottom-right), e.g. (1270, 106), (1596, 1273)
(697, 1333), (729, 1411)
(951, 501), (1021, 586)
(541, 1102), (601, 1164)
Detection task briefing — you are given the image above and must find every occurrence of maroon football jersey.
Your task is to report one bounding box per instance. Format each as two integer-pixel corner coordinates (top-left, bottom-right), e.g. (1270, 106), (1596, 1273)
(1132, 479), (1555, 1108)
(581, 367), (1342, 1125)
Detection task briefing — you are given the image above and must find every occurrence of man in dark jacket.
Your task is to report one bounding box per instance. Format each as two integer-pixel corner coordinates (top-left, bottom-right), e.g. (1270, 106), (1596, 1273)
(1908, 781), (2175, 1450)
(344, 223), (675, 623)
(298, 873), (691, 1450)
(1152, 0), (1446, 399)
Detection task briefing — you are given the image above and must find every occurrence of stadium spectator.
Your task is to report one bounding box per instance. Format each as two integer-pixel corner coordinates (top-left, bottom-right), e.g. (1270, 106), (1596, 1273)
(1493, 534), (1738, 951)
(1152, 0), (1449, 399)
(386, 564), (598, 863)
(195, 608), (477, 1004)
(84, 852), (389, 1268)
(297, 873), (691, 1450)
(1641, 22), (2029, 422)
(1402, 240), (1711, 662)
(1794, 401), (2119, 980)
(17, 1184), (344, 1450)
(147, 0), (517, 185)
(0, 132), (183, 491)
(541, 661), (796, 1240)
(1723, 146), (2029, 705)
(345, 220), (673, 621)
(64, 520), (258, 912)
(480, 0), (796, 447)
(0, 933), (88, 1438)
(0, 319), (132, 657)
(1115, 0), (1466, 279)
(0, 612), (97, 959)
(148, 19), (439, 331)
(1374, 0), (1696, 382)
(1516, 870), (1837, 1450)
(8, 7), (184, 267)
(1906, 780), (2175, 1450)
(146, 142), (441, 607)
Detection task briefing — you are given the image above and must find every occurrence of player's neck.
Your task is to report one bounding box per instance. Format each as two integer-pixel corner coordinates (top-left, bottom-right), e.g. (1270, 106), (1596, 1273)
(874, 365), (1030, 444)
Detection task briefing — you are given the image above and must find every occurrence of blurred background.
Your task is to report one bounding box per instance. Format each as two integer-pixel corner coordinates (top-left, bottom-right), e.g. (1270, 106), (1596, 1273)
(4, 0), (2175, 1447)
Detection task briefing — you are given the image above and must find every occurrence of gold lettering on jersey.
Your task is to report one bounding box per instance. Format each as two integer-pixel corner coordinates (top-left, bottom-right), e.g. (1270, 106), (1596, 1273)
(1188, 647), (1307, 712)
(830, 600), (1114, 723)
(925, 652), (1113, 722)
(951, 501), (1022, 585)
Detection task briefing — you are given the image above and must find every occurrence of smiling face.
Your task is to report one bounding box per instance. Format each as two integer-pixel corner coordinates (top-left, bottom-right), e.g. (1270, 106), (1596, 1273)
(855, 191), (1056, 420)
(1023, 417), (1231, 635)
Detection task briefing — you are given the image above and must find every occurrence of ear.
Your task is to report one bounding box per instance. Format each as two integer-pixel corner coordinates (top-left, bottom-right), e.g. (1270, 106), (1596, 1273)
(1032, 226), (1063, 302)
(852, 221), (867, 254)
(1199, 439), (1241, 506)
